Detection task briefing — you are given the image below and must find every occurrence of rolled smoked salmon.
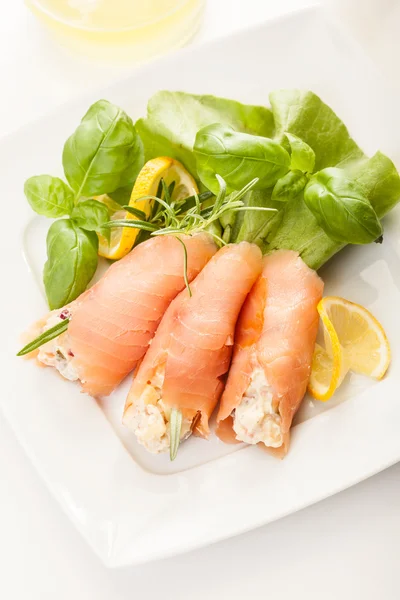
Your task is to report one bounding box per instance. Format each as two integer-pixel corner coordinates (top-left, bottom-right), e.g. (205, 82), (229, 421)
(30, 234), (217, 397)
(216, 250), (323, 457)
(123, 242), (263, 453)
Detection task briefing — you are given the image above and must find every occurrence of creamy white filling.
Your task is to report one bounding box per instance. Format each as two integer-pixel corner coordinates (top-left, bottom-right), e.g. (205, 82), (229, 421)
(123, 365), (192, 454)
(233, 368), (282, 448)
(37, 310), (79, 382)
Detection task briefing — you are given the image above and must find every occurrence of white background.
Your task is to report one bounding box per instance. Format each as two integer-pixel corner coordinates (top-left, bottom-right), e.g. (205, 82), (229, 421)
(2, 2), (400, 598)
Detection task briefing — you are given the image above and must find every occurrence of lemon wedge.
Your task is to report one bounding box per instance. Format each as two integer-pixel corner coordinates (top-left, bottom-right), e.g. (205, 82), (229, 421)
(97, 157), (198, 260)
(308, 296), (391, 401)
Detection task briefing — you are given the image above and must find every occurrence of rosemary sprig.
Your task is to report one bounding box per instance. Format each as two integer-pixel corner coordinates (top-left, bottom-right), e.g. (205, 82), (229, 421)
(177, 190), (213, 214)
(17, 318), (70, 356)
(167, 180), (176, 200)
(103, 219), (157, 232)
(122, 206), (147, 220)
(105, 176), (277, 239)
(175, 237), (192, 297)
(105, 176), (276, 300)
(169, 408), (182, 461)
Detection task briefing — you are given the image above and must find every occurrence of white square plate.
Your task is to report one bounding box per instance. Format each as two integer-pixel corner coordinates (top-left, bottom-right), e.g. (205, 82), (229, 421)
(2, 6), (400, 567)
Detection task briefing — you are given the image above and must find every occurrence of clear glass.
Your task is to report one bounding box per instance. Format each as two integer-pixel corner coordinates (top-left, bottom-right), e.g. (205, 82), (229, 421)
(26, 0), (206, 63)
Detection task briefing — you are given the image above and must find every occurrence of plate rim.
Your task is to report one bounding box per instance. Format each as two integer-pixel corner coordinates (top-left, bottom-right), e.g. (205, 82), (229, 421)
(3, 4), (400, 568)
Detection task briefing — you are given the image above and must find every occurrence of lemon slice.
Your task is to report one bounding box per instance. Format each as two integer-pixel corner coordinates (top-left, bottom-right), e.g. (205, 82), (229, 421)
(308, 296), (391, 401)
(97, 157), (198, 260)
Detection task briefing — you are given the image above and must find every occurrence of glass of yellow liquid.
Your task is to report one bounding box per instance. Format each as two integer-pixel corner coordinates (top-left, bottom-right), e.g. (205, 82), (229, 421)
(26, 0), (206, 63)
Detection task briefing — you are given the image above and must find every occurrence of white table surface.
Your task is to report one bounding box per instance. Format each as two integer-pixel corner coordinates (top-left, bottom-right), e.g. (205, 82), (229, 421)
(2, 2), (400, 598)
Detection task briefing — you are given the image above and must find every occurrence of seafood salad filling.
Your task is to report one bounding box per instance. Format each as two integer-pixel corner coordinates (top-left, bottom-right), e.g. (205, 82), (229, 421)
(37, 309), (79, 382)
(123, 364), (192, 454)
(233, 368), (282, 448)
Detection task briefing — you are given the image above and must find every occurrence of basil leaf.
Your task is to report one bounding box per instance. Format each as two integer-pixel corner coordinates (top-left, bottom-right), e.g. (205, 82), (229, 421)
(271, 170), (308, 202)
(136, 91), (275, 178)
(345, 151), (400, 217)
(24, 175), (74, 218)
(285, 132), (315, 173)
(194, 124), (290, 194)
(71, 199), (109, 232)
(108, 184), (133, 205)
(43, 219), (98, 309)
(62, 99), (144, 198)
(304, 168), (382, 244)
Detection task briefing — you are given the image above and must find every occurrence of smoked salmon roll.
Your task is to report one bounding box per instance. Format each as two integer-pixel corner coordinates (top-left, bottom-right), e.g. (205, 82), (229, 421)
(123, 242), (263, 454)
(30, 234), (217, 397)
(216, 250), (323, 457)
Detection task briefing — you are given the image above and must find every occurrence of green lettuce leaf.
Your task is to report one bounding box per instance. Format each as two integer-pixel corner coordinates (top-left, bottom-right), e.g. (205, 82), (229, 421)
(233, 189), (282, 245)
(137, 89), (400, 270)
(269, 89), (364, 170)
(135, 91), (275, 178)
(230, 90), (400, 268)
(238, 152), (400, 269)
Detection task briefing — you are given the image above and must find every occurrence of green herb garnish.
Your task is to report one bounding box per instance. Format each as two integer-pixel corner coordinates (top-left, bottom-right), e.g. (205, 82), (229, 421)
(43, 221), (98, 310)
(284, 132), (315, 173)
(24, 99), (145, 310)
(169, 408), (183, 461)
(63, 100), (144, 200)
(103, 219), (157, 232)
(17, 318), (70, 356)
(122, 206), (148, 220)
(105, 176), (275, 299)
(303, 168), (382, 244)
(105, 176), (274, 240)
(175, 237), (192, 297)
(193, 123), (291, 194)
